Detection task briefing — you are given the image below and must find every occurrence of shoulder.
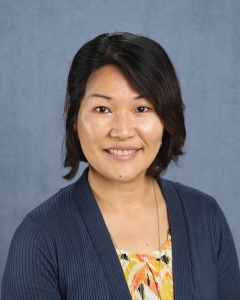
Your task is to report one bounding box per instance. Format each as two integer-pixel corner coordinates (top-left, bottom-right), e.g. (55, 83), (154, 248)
(2, 184), (81, 299)
(7, 179), (89, 266)
(28, 182), (76, 222)
(159, 178), (226, 229)
(159, 178), (218, 208)
(13, 179), (85, 246)
(14, 182), (77, 237)
(160, 178), (219, 209)
(160, 178), (237, 254)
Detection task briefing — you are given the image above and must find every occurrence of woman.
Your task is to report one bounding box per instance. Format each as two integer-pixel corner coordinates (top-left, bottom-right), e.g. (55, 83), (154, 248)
(2, 32), (240, 300)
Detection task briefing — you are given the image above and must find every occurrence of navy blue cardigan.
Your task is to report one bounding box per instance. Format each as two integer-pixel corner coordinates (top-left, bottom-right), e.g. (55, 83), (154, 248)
(2, 169), (240, 299)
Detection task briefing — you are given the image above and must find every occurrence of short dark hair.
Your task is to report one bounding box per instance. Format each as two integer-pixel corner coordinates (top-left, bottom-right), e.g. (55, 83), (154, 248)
(62, 32), (186, 180)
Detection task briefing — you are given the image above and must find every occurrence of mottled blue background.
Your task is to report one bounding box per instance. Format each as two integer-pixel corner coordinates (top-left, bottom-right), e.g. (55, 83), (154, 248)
(1, 0), (240, 284)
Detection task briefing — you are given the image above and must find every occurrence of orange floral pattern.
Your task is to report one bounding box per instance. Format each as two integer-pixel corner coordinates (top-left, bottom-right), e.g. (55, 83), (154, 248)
(116, 229), (173, 299)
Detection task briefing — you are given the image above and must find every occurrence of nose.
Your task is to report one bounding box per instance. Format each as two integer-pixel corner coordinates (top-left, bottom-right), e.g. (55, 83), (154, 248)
(109, 111), (135, 140)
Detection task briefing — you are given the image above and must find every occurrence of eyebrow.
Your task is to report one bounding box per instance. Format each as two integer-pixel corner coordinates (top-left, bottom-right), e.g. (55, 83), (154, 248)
(90, 93), (144, 100)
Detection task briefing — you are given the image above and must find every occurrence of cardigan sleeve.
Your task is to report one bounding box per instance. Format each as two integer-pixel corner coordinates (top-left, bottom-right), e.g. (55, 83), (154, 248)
(1, 215), (62, 300)
(216, 204), (240, 299)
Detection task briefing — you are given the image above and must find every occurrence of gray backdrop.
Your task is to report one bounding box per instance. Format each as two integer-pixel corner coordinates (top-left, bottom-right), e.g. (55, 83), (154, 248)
(1, 0), (240, 286)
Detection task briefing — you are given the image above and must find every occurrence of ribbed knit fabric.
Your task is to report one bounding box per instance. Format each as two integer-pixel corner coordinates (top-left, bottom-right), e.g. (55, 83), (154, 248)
(1, 168), (240, 299)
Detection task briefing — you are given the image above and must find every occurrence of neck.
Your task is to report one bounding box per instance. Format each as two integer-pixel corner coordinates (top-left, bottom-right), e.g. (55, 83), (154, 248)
(88, 167), (155, 212)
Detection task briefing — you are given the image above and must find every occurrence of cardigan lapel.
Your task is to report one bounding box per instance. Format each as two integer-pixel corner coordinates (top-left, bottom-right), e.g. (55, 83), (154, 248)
(73, 169), (132, 300)
(159, 178), (196, 299)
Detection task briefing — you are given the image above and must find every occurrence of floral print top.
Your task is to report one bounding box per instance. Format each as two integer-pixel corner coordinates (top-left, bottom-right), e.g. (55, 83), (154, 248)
(116, 229), (173, 299)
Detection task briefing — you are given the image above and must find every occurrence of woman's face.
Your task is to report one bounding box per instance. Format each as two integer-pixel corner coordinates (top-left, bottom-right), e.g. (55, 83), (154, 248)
(76, 65), (164, 183)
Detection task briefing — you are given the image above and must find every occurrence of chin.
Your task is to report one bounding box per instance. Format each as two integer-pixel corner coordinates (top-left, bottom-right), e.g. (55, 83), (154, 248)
(110, 170), (144, 182)
(89, 165), (146, 183)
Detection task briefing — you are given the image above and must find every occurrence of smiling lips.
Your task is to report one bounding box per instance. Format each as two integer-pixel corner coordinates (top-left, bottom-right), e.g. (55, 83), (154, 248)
(106, 149), (139, 156)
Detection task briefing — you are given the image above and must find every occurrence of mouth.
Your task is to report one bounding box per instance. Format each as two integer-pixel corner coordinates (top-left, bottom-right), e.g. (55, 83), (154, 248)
(105, 149), (139, 156)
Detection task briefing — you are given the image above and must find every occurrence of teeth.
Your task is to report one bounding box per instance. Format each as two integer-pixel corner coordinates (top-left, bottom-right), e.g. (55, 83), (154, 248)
(107, 149), (137, 155)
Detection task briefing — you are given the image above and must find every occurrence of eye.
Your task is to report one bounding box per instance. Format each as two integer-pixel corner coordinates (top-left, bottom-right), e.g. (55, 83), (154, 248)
(136, 106), (150, 113)
(95, 106), (111, 113)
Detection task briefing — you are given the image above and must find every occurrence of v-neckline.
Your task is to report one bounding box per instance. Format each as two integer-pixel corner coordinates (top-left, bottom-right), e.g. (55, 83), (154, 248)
(73, 169), (196, 299)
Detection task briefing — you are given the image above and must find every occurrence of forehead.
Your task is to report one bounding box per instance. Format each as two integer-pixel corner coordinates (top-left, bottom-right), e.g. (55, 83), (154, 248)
(84, 65), (139, 98)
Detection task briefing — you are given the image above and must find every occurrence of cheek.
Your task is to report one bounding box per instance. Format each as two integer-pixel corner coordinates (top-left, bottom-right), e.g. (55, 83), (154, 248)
(77, 120), (93, 143)
(77, 118), (107, 145)
(139, 118), (164, 140)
